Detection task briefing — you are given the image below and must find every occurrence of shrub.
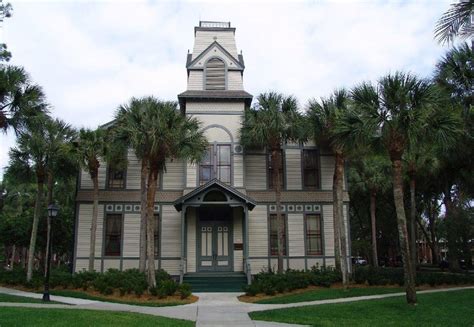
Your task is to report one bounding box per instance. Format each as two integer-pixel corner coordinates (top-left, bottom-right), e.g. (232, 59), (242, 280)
(178, 283), (192, 299)
(159, 279), (178, 296)
(155, 269), (171, 284)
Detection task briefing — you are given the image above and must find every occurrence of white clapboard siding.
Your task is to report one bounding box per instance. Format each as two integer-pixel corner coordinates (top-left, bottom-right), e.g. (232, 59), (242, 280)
(288, 213), (305, 256)
(320, 155), (335, 190)
(122, 259), (139, 270)
(126, 150), (141, 190)
(289, 258), (305, 270)
(187, 209), (196, 273)
(186, 162), (197, 188)
(160, 205), (182, 258)
(248, 258), (268, 273)
(163, 159), (185, 190)
(161, 260), (181, 276)
(76, 204), (104, 258)
(325, 258), (336, 268)
(104, 259), (120, 270)
(244, 155), (267, 190)
(188, 71), (203, 90)
(234, 153), (244, 187)
(193, 31), (238, 59)
(249, 205), (268, 257)
(80, 160), (106, 189)
(233, 208), (243, 272)
(123, 213), (140, 257)
(186, 102), (244, 113)
(192, 114), (241, 141)
(285, 149), (302, 190)
(307, 258), (324, 269)
(323, 204), (334, 256)
(228, 71), (243, 90)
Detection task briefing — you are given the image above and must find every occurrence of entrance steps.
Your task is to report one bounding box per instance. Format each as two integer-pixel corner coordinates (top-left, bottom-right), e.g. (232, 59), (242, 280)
(183, 272), (247, 292)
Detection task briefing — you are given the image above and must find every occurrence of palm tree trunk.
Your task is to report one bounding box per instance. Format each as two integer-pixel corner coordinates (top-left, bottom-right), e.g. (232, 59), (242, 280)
(428, 200), (439, 265)
(333, 159), (341, 272)
(370, 191), (378, 267)
(272, 149), (284, 274)
(45, 172), (53, 275)
(10, 244), (15, 269)
(146, 168), (158, 288)
(392, 158), (417, 304)
(27, 175), (44, 281)
(139, 158), (148, 273)
(88, 170), (99, 272)
(334, 152), (348, 289)
(409, 177), (417, 269)
(443, 189), (460, 271)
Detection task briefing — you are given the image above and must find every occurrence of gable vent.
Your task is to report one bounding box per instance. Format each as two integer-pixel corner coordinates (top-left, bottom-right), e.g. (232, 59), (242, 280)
(205, 58), (226, 90)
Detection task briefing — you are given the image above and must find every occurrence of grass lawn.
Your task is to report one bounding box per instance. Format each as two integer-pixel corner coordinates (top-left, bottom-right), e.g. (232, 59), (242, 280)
(249, 289), (474, 326)
(0, 307), (194, 326)
(251, 286), (404, 304)
(48, 289), (197, 307)
(0, 293), (61, 304)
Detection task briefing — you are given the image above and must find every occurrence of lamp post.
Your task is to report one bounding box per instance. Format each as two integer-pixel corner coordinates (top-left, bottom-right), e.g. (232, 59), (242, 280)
(43, 204), (59, 302)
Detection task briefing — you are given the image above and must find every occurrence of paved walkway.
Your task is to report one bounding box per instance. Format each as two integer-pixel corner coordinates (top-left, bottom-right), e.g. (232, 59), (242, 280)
(1, 286), (473, 326)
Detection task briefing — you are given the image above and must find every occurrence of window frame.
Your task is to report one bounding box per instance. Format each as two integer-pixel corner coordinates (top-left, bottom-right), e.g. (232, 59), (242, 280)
(267, 150), (285, 190)
(198, 143), (232, 185)
(302, 149), (321, 190)
(305, 213), (323, 256)
(104, 213), (123, 257)
(204, 57), (227, 91)
(268, 213), (287, 257)
(106, 164), (127, 190)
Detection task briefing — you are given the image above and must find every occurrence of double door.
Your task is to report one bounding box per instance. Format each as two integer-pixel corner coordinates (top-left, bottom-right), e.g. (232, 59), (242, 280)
(198, 220), (232, 272)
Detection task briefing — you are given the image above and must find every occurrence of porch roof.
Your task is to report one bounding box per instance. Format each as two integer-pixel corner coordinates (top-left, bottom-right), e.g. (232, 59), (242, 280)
(173, 178), (257, 212)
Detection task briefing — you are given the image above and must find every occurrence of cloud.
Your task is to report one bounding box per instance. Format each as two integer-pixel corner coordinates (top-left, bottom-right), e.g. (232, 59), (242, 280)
(0, 0), (452, 175)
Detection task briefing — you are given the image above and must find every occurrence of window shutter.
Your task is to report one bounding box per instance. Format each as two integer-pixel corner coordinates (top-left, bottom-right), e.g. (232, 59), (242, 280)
(205, 58), (226, 90)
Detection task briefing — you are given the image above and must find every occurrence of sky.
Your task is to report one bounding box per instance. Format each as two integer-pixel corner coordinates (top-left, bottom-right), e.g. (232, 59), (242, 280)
(0, 0), (454, 177)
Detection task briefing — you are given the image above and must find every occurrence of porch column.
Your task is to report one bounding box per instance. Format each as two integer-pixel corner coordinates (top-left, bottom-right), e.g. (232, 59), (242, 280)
(244, 205), (251, 285)
(180, 205), (186, 284)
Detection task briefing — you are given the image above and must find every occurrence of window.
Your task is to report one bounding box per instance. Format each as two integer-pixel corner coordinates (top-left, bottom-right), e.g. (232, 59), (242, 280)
(199, 144), (231, 185)
(303, 150), (320, 189)
(269, 214), (287, 256)
(104, 214), (122, 256)
(154, 214), (160, 257)
(205, 58), (226, 90)
(107, 165), (125, 189)
(268, 151), (284, 190)
(306, 214), (322, 255)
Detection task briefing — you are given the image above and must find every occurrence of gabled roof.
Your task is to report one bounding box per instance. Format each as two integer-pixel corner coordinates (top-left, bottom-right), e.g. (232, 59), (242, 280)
(187, 41), (244, 71)
(173, 178), (256, 212)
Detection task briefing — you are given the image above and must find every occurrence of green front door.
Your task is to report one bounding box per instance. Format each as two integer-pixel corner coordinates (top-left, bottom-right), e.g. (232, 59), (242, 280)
(198, 215), (233, 272)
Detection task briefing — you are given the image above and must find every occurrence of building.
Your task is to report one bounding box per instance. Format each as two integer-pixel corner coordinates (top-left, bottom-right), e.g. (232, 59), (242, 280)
(73, 21), (350, 284)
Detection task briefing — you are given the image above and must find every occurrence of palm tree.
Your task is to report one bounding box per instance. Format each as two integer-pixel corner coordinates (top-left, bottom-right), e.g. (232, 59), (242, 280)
(0, 66), (46, 134)
(112, 97), (155, 273)
(115, 96), (207, 287)
(73, 128), (108, 272)
(241, 92), (306, 273)
(9, 113), (50, 281)
(337, 72), (460, 304)
(307, 89), (351, 287)
(435, 0), (474, 45)
(350, 155), (391, 267)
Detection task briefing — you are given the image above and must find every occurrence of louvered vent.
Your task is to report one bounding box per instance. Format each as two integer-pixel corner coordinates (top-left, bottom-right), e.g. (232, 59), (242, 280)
(205, 58), (226, 90)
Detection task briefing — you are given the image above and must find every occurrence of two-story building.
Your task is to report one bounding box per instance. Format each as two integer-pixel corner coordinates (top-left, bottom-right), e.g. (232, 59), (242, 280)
(73, 21), (350, 284)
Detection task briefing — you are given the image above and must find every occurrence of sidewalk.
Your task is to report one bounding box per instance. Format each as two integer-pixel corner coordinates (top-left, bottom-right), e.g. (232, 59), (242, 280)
(1, 286), (473, 326)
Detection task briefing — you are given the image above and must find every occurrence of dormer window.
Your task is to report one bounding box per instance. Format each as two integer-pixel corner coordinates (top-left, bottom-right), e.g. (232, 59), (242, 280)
(205, 58), (226, 90)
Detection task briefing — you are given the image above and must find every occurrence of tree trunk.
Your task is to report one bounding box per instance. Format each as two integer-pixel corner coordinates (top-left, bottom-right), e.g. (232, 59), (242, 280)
(139, 158), (149, 273)
(27, 177), (44, 281)
(333, 164), (341, 272)
(88, 170), (99, 272)
(146, 168), (158, 288)
(392, 158), (417, 304)
(409, 177), (417, 268)
(334, 151), (348, 289)
(10, 244), (16, 269)
(428, 200), (438, 265)
(443, 190), (460, 271)
(272, 149), (284, 274)
(45, 172), (53, 275)
(370, 191), (378, 267)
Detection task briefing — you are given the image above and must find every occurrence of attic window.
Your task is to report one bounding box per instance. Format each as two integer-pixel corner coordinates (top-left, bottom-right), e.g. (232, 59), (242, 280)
(205, 58), (226, 90)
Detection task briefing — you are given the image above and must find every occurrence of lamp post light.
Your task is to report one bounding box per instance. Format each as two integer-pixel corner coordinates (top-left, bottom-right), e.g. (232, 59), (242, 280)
(43, 204), (59, 302)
